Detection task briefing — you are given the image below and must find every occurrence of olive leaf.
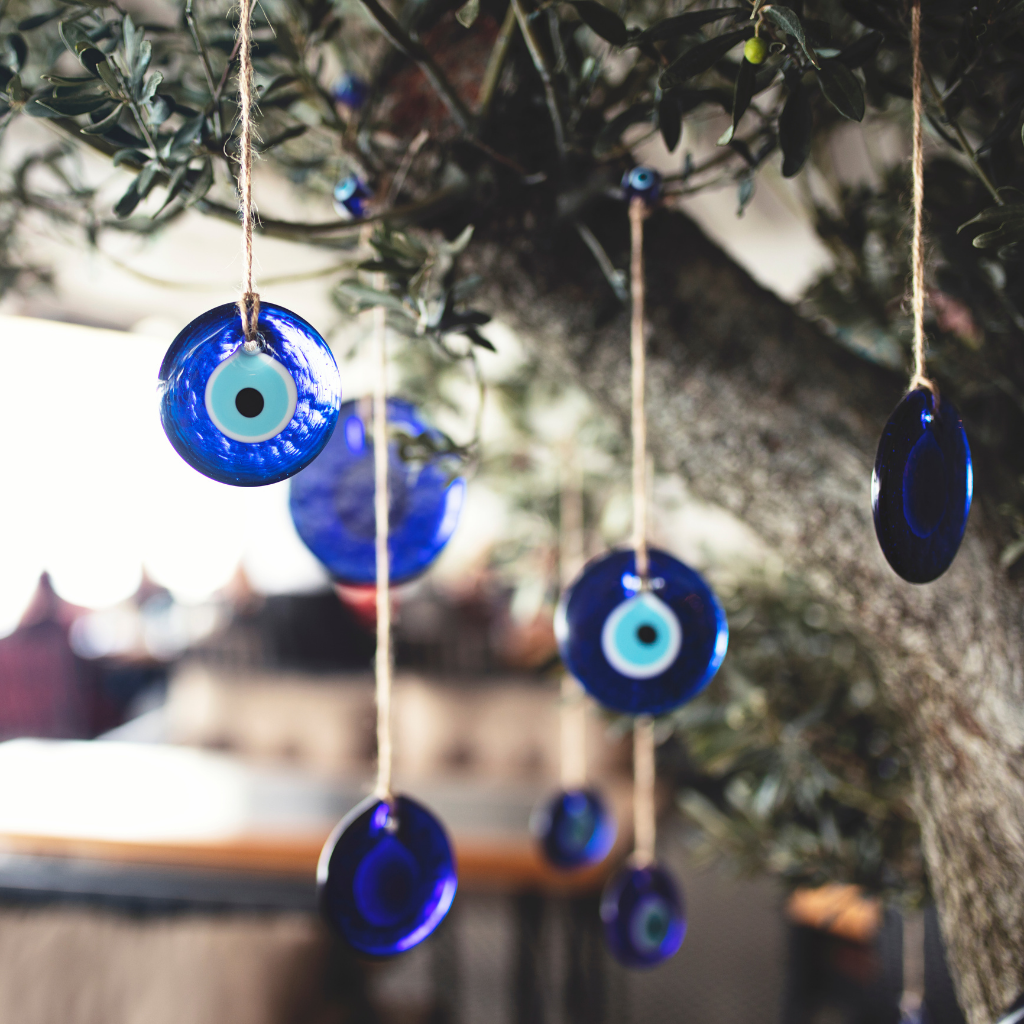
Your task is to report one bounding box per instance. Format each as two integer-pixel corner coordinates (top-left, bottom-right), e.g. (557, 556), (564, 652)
(566, 1), (628, 47)
(816, 59), (865, 121)
(456, 0), (479, 29)
(657, 91), (682, 152)
(718, 57), (757, 146)
(633, 7), (747, 45)
(779, 81), (813, 176)
(764, 5), (820, 68)
(661, 28), (753, 89)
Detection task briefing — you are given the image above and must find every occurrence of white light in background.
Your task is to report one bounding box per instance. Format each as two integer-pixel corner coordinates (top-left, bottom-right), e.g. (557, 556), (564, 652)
(0, 315), (329, 634)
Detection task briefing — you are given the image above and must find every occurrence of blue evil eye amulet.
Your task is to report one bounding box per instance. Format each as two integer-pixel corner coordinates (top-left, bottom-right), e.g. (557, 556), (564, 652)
(331, 73), (368, 110)
(334, 175), (371, 218)
(555, 549), (728, 715)
(530, 788), (616, 869)
(872, 387), (972, 584)
(622, 166), (662, 206)
(159, 302), (341, 487)
(601, 862), (686, 967)
(318, 794), (457, 956)
(289, 397), (466, 585)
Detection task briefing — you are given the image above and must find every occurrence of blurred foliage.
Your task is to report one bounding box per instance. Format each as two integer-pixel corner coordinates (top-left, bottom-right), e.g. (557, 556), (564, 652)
(666, 573), (923, 901)
(0, 0), (1021, 897)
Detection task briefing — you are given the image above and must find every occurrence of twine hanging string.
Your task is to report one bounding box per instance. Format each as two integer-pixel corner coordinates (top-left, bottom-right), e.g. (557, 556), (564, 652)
(630, 198), (650, 583)
(236, 0), (260, 350)
(908, 0), (937, 402)
(628, 195), (657, 866)
(559, 455), (587, 790)
(372, 281), (394, 802)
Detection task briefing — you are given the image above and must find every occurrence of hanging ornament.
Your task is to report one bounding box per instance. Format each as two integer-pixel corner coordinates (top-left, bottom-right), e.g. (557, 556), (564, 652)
(556, 548), (727, 715)
(872, 0), (971, 584)
(600, 862), (686, 968)
(873, 389), (972, 584)
(621, 166), (662, 205)
(318, 794), (457, 956)
(159, 4), (341, 487)
(330, 72), (368, 110)
(318, 260), (457, 954)
(334, 175), (371, 219)
(289, 397), (466, 585)
(531, 788), (616, 869)
(160, 303), (341, 486)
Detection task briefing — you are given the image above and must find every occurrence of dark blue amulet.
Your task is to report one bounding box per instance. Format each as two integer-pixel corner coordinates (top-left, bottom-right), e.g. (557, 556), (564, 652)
(318, 794), (458, 957)
(530, 788), (616, 869)
(331, 72), (368, 110)
(622, 166), (661, 205)
(555, 549), (728, 715)
(289, 397), (465, 585)
(872, 388), (972, 584)
(334, 175), (371, 218)
(601, 862), (686, 968)
(159, 302), (341, 486)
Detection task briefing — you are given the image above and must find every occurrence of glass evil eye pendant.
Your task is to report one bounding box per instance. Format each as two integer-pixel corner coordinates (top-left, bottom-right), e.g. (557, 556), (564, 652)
(530, 788), (616, 870)
(622, 166), (662, 206)
(289, 397), (465, 585)
(334, 175), (371, 219)
(555, 549), (728, 715)
(601, 862), (686, 968)
(872, 388), (972, 584)
(318, 794), (458, 957)
(330, 72), (368, 110)
(159, 302), (341, 487)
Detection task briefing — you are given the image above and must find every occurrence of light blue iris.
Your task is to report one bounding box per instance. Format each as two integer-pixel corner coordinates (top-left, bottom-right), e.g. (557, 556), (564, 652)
(612, 599), (672, 667)
(601, 593), (681, 678)
(630, 896), (671, 953)
(205, 350), (297, 442)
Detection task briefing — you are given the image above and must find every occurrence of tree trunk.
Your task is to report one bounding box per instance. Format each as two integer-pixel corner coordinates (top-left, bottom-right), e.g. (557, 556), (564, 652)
(471, 204), (1024, 1024)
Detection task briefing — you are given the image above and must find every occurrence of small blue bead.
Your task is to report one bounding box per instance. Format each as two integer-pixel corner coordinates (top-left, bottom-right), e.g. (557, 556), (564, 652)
(872, 387), (972, 583)
(555, 549), (728, 715)
(621, 166), (662, 205)
(334, 174), (371, 219)
(318, 794), (457, 956)
(601, 863), (686, 967)
(531, 788), (616, 869)
(158, 302), (341, 487)
(289, 397), (465, 585)
(330, 72), (369, 110)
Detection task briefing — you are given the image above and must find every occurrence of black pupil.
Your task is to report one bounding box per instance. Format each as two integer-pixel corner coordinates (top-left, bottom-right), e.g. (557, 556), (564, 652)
(236, 388), (264, 418)
(637, 624), (657, 644)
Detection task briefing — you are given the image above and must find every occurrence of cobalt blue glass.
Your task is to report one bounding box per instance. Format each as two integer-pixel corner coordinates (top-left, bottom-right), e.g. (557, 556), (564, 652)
(289, 397), (465, 585)
(602, 862), (686, 968)
(872, 388), (972, 584)
(159, 302), (341, 487)
(318, 794), (458, 957)
(331, 72), (368, 109)
(622, 166), (661, 205)
(531, 788), (616, 869)
(334, 175), (371, 218)
(555, 549), (728, 715)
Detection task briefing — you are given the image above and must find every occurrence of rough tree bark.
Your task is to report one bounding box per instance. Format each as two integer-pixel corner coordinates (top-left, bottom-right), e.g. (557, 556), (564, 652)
(471, 204), (1024, 1024)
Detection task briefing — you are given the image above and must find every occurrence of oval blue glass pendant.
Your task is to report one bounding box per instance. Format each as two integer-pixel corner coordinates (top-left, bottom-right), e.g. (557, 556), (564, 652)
(530, 788), (616, 869)
(318, 794), (458, 956)
(331, 72), (368, 110)
(334, 175), (371, 218)
(159, 302), (341, 486)
(622, 166), (662, 205)
(289, 397), (465, 585)
(555, 549), (728, 715)
(601, 862), (686, 968)
(872, 388), (972, 584)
